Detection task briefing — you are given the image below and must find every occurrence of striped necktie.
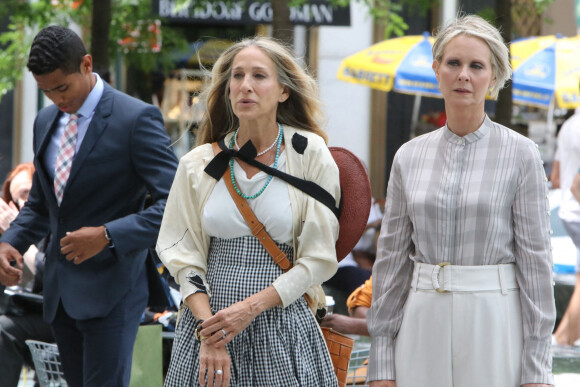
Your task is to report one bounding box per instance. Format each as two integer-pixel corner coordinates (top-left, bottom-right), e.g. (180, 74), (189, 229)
(54, 113), (79, 205)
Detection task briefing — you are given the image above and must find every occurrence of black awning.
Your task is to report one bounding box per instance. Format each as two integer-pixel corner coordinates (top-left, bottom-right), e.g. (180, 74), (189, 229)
(154, 0), (351, 26)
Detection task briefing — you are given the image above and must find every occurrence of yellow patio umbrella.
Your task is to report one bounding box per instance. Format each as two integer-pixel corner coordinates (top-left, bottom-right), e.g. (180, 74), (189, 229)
(511, 34), (580, 146)
(337, 32), (439, 96)
(337, 32), (441, 136)
(511, 34), (580, 110)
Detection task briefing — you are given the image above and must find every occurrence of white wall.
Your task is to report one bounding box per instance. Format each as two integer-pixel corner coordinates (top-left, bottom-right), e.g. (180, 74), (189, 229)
(317, 2), (373, 165)
(18, 70), (38, 163)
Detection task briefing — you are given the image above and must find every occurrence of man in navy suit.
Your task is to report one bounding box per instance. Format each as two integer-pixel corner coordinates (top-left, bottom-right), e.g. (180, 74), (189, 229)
(0, 25), (178, 386)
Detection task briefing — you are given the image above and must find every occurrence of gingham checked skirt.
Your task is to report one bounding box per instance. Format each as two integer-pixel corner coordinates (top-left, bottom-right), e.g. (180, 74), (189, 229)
(164, 236), (338, 387)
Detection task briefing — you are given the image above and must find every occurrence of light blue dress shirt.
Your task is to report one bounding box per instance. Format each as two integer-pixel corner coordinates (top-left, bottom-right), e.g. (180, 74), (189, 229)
(43, 73), (104, 180)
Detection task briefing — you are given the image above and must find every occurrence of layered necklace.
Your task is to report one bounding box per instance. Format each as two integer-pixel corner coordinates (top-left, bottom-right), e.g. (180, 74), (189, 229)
(229, 123), (283, 199)
(235, 124), (281, 156)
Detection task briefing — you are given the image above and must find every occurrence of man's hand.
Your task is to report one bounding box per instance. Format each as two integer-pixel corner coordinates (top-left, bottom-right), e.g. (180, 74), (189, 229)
(0, 200), (19, 233)
(60, 226), (109, 264)
(0, 242), (24, 286)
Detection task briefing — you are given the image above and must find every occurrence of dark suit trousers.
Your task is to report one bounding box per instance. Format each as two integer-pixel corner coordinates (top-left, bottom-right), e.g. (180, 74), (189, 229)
(50, 264), (148, 387)
(0, 312), (54, 387)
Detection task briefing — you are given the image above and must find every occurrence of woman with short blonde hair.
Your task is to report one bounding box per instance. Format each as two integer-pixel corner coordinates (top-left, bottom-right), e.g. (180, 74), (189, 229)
(431, 14), (512, 99)
(368, 14), (554, 387)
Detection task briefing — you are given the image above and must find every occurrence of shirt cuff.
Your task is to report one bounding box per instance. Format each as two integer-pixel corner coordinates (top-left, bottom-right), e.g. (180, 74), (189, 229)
(272, 263), (314, 307)
(367, 335), (396, 382)
(520, 336), (554, 385)
(176, 268), (210, 303)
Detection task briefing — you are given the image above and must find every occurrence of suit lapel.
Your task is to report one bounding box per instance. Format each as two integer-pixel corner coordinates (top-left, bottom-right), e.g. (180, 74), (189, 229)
(35, 107), (61, 189)
(36, 107), (61, 157)
(66, 84), (114, 186)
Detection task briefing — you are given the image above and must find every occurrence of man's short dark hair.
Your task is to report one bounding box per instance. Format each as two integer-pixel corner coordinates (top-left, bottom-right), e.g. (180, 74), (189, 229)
(26, 25), (87, 75)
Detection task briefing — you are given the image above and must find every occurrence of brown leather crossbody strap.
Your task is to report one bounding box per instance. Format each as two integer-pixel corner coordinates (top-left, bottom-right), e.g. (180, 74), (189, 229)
(212, 142), (292, 272)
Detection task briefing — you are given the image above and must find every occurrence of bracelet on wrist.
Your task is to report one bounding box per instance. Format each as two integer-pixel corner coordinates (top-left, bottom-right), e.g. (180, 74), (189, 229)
(194, 319), (205, 341)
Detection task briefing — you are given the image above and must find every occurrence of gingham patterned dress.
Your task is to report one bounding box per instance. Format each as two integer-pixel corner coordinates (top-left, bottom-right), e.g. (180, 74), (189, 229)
(164, 156), (338, 387)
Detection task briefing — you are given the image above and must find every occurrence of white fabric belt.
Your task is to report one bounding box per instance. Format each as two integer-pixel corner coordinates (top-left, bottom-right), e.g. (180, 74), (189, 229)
(411, 262), (518, 294)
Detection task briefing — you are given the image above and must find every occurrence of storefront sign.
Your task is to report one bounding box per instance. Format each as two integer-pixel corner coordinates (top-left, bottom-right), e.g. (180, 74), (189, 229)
(154, 0), (351, 26)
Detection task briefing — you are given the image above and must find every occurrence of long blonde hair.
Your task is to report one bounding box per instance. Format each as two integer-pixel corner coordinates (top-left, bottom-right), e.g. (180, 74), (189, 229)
(195, 36), (327, 145)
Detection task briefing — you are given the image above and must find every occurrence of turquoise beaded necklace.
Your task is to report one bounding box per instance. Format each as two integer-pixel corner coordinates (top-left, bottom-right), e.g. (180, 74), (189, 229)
(229, 123), (283, 199)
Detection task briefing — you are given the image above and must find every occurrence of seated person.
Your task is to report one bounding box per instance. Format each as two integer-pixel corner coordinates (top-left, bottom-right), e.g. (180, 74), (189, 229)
(141, 250), (180, 332)
(1, 163), (34, 233)
(321, 276), (372, 336)
(0, 163), (54, 387)
(322, 278), (373, 385)
(325, 199), (382, 295)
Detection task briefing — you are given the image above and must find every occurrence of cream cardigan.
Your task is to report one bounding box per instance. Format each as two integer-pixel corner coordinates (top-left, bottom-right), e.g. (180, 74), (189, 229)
(156, 125), (340, 307)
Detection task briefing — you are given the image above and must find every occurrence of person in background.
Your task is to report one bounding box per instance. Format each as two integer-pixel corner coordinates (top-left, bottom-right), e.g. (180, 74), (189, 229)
(321, 276), (372, 336)
(1, 163), (35, 234)
(368, 15), (555, 387)
(156, 36), (340, 387)
(325, 198), (382, 295)
(0, 162), (54, 387)
(0, 163), (39, 285)
(0, 25), (178, 387)
(551, 105), (580, 347)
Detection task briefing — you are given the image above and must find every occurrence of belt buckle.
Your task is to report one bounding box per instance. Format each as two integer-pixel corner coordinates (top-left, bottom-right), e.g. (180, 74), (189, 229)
(432, 262), (450, 293)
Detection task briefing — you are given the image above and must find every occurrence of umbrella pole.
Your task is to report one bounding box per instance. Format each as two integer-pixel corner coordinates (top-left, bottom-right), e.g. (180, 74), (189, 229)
(411, 94), (422, 139)
(544, 95), (557, 162)
(546, 96), (555, 146)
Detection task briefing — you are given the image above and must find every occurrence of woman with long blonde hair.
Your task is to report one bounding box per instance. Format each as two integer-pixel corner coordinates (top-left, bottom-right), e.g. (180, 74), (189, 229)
(157, 36), (340, 386)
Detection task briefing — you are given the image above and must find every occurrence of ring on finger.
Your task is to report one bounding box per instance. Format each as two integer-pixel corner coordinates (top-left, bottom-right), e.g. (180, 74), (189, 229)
(220, 329), (227, 339)
(215, 370), (223, 375)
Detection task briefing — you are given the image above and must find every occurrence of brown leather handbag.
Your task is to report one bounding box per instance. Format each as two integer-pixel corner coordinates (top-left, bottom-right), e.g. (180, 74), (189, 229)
(321, 327), (355, 387)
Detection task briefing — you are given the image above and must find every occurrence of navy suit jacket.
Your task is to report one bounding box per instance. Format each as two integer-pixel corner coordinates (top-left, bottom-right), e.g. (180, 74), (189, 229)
(0, 83), (178, 323)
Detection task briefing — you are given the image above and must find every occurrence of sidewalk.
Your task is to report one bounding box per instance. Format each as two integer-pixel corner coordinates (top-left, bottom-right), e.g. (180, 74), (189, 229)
(346, 336), (580, 387)
(18, 348), (580, 387)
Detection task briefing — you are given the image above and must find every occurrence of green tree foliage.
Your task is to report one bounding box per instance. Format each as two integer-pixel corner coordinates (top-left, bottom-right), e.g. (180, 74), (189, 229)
(0, 0), (188, 100)
(358, 0), (435, 38)
(0, 0), (79, 98)
(0, 0), (559, 102)
(108, 0), (188, 73)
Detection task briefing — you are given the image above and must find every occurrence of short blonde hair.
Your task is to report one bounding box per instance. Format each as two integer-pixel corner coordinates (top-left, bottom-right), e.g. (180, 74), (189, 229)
(432, 14), (512, 99)
(196, 36), (326, 145)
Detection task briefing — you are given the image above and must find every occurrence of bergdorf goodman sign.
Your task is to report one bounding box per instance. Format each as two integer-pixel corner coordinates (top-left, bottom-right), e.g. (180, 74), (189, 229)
(154, 0), (351, 26)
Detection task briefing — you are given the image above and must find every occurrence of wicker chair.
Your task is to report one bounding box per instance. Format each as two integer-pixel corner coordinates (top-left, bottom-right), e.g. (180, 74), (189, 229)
(25, 340), (67, 387)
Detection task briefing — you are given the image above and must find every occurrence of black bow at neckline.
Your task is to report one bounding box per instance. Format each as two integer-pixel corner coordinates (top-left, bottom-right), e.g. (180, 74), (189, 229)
(204, 136), (341, 218)
(204, 138), (258, 180)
